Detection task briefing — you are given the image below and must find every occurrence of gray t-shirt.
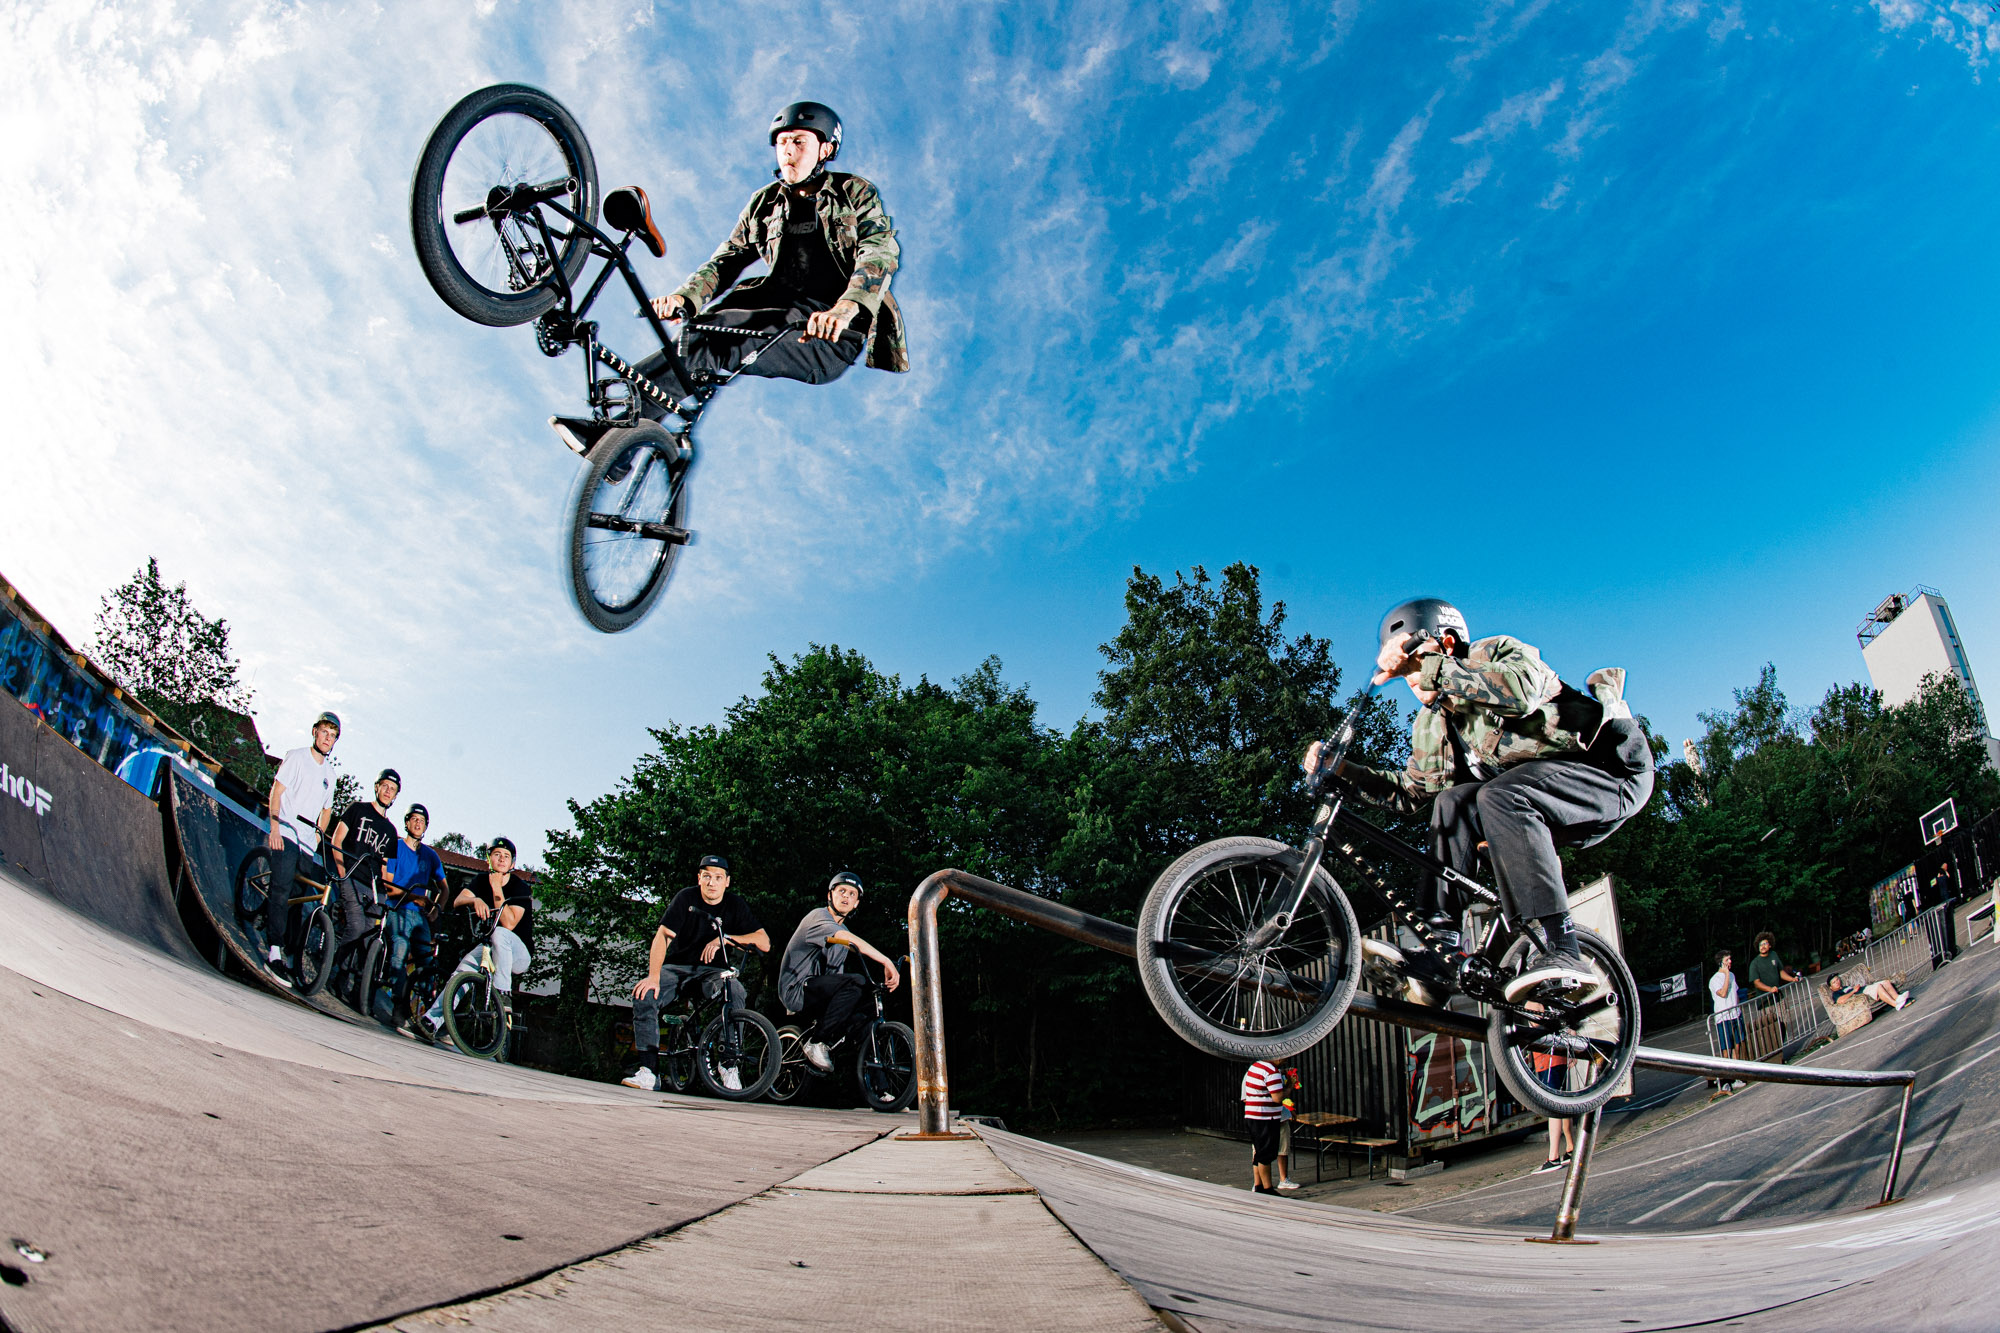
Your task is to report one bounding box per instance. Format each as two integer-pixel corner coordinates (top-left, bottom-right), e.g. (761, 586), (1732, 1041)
(779, 906), (850, 1013)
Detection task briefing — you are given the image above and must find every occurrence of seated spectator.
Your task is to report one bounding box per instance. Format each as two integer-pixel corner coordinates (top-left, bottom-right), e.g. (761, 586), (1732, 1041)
(622, 854), (769, 1092)
(1826, 973), (1910, 1012)
(380, 803), (445, 1018)
(418, 837), (533, 1042)
(778, 872), (900, 1073)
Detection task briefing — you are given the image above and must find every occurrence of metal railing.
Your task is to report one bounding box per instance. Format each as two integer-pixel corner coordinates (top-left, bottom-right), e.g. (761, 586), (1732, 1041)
(1704, 904), (1952, 1062)
(908, 867), (1918, 1241)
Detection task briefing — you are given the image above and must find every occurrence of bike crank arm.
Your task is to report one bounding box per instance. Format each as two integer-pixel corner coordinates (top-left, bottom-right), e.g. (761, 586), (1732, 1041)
(585, 513), (692, 543)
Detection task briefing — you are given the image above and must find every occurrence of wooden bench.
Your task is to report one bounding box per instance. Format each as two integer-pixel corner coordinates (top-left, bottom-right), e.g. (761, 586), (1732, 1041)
(1290, 1115), (1396, 1182)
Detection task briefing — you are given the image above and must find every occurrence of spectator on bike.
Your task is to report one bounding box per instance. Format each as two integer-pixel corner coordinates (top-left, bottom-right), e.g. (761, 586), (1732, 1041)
(621, 854), (770, 1092)
(380, 802), (445, 1016)
(328, 769), (401, 953)
(779, 871), (900, 1073)
(1305, 599), (1655, 1002)
(261, 711), (340, 974)
(418, 837), (533, 1041)
(638, 100), (906, 409)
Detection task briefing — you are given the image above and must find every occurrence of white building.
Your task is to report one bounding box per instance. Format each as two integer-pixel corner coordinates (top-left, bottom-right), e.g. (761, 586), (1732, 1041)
(1857, 586), (2000, 771)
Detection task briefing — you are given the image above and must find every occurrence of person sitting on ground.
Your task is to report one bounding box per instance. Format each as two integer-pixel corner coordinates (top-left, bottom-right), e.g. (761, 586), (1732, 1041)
(328, 769), (401, 955)
(261, 712), (340, 974)
(1826, 972), (1910, 1011)
(418, 838), (533, 1042)
(622, 854), (770, 1092)
(1304, 598), (1656, 1002)
(637, 100), (906, 411)
(778, 872), (900, 1073)
(379, 803), (445, 1019)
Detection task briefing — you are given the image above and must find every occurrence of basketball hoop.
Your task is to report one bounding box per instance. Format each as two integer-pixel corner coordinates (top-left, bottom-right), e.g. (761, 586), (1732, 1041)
(1921, 797), (1959, 846)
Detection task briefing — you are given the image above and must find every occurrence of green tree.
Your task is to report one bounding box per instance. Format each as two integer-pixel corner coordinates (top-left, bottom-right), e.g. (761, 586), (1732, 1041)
(92, 558), (270, 784)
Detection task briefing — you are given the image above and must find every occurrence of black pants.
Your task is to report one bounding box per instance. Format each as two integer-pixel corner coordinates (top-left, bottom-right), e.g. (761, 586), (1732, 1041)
(799, 973), (871, 1049)
(636, 289), (865, 406)
(1426, 719), (1654, 924)
(333, 877), (375, 949)
(266, 842), (319, 951)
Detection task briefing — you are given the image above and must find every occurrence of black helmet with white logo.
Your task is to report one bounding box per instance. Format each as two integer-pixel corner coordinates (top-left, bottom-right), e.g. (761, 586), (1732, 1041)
(1378, 598), (1470, 655)
(769, 101), (842, 160)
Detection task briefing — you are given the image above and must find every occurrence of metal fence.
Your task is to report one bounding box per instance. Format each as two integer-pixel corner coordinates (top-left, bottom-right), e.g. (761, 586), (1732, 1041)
(1704, 904), (1952, 1063)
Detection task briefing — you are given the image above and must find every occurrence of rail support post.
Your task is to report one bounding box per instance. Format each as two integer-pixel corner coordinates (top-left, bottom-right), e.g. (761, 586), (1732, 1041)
(1529, 1105), (1603, 1244)
(906, 871), (960, 1138)
(1873, 1078), (1915, 1207)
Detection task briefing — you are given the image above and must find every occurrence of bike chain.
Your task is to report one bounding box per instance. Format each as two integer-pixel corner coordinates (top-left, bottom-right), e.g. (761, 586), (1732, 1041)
(535, 311), (569, 358)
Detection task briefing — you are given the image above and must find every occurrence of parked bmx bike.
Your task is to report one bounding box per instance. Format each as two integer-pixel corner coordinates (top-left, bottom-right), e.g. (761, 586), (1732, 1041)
(235, 838), (384, 1001)
(646, 930), (782, 1101)
(765, 959), (916, 1113)
(1133, 684), (1641, 1120)
(411, 84), (803, 633)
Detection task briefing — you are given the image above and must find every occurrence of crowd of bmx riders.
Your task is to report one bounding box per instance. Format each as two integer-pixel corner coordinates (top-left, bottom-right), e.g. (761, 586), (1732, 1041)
(398, 87), (1870, 1154)
(248, 709), (915, 1108)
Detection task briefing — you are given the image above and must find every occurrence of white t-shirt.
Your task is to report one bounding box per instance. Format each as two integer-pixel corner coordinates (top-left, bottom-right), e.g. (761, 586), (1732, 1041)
(272, 745), (335, 849)
(1708, 968), (1741, 1018)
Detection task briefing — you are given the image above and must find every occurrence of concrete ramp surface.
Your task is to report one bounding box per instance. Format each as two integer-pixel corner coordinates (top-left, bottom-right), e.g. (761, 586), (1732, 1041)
(978, 1126), (2000, 1331)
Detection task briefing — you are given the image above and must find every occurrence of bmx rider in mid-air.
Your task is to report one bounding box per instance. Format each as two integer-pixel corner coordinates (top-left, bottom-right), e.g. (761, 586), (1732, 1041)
(639, 100), (908, 405)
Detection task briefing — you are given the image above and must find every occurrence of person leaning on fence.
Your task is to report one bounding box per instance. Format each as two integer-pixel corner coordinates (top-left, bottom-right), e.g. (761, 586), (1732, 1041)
(261, 711), (340, 975)
(621, 854), (769, 1093)
(418, 838), (533, 1043)
(1242, 1059), (1287, 1196)
(1708, 949), (1747, 1090)
(1747, 933), (1800, 995)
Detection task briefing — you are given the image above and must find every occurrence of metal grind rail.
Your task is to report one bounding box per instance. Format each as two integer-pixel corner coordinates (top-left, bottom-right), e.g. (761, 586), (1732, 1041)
(907, 868), (1918, 1242)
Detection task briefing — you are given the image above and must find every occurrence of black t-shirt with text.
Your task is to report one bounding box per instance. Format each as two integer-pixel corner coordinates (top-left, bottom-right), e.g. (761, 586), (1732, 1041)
(658, 886), (762, 966)
(335, 802), (397, 882)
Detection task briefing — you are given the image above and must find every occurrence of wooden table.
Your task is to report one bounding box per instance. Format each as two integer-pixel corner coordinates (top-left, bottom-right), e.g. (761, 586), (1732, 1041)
(1288, 1112), (1361, 1182)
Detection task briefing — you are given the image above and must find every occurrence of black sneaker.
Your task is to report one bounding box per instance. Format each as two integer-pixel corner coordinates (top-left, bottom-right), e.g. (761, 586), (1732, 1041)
(1532, 1157), (1566, 1175)
(1254, 1184), (1278, 1195)
(1503, 949), (1605, 1003)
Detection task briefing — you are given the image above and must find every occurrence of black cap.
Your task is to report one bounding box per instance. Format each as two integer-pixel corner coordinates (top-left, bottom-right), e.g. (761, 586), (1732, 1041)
(406, 803), (429, 823)
(699, 854), (730, 871)
(490, 837), (517, 857)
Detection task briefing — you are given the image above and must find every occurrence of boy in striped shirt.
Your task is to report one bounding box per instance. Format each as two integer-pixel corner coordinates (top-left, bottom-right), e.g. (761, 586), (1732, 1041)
(1242, 1059), (1287, 1195)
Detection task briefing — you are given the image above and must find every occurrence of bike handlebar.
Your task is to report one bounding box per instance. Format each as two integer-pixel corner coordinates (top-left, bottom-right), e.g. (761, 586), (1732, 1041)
(1303, 681), (1384, 797)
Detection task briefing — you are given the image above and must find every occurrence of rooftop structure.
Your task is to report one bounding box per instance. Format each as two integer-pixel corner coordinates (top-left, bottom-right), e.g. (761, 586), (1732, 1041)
(1858, 585), (1999, 771)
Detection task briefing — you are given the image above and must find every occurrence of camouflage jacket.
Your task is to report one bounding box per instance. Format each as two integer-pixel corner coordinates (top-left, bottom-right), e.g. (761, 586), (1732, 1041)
(671, 171), (908, 373)
(1350, 635), (1632, 815)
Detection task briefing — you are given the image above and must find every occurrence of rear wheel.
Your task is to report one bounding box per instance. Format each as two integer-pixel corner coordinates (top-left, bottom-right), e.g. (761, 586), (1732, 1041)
(662, 1018), (698, 1093)
(563, 422), (690, 633)
(766, 1025), (812, 1103)
(234, 848), (271, 925)
(855, 1020), (917, 1113)
(442, 970), (509, 1059)
(296, 907), (337, 996)
(1136, 837), (1362, 1062)
(410, 83), (598, 327)
(1488, 926), (1641, 1119)
(697, 1010), (781, 1101)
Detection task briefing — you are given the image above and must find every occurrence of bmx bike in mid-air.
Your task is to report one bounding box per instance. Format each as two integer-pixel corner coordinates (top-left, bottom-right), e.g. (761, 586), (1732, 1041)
(410, 84), (796, 632)
(1133, 681), (1641, 1120)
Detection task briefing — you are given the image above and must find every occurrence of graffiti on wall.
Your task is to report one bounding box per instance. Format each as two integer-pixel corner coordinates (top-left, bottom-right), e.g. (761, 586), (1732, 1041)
(1407, 1030), (1492, 1142)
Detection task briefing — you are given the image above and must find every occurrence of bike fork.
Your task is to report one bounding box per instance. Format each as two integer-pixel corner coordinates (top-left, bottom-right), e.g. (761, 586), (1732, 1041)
(1265, 797), (1341, 938)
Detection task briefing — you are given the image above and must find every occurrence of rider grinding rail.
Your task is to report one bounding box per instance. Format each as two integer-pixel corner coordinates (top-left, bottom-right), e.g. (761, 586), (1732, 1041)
(639, 100), (908, 404)
(1308, 598), (1655, 1002)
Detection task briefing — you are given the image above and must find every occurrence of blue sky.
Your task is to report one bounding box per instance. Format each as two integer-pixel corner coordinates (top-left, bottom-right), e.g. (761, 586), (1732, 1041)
(3, 1), (1998, 861)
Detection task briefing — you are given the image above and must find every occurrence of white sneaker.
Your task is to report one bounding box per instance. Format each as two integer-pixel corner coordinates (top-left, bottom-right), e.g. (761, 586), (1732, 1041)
(803, 1040), (834, 1073)
(720, 1065), (742, 1092)
(621, 1065), (658, 1091)
(1503, 950), (1606, 1004)
(267, 945), (284, 964)
(1276, 1179), (1301, 1191)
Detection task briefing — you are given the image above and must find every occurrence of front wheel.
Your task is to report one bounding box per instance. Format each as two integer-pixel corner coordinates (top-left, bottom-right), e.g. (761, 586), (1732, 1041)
(696, 1010), (781, 1101)
(410, 84), (598, 327)
(856, 1020), (917, 1113)
(562, 422), (691, 633)
(356, 936), (389, 1024)
(296, 907), (337, 997)
(442, 970), (509, 1059)
(765, 1025), (812, 1103)
(1136, 836), (1363, 1062)
(1488, 926), (1641, 1120)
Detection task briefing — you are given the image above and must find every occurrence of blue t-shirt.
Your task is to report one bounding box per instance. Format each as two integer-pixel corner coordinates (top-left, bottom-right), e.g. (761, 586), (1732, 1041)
(387, 839), (446, 911)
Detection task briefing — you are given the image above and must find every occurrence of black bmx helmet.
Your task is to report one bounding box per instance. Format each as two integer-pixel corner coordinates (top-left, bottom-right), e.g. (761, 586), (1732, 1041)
(827, 870), (864, 899)
(406, 803), (429, 825)
(313, 710), (342, 736)
(769, 101), (843, 160)
(489, 836), (518, 859)
(1378, 598), (1471, 656)
(376, 768), (401, 790)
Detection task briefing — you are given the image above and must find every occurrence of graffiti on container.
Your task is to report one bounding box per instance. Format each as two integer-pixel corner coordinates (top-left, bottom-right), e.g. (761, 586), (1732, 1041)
(1, 598), (161, 784)
(1407, 1030), (1490, 1141)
